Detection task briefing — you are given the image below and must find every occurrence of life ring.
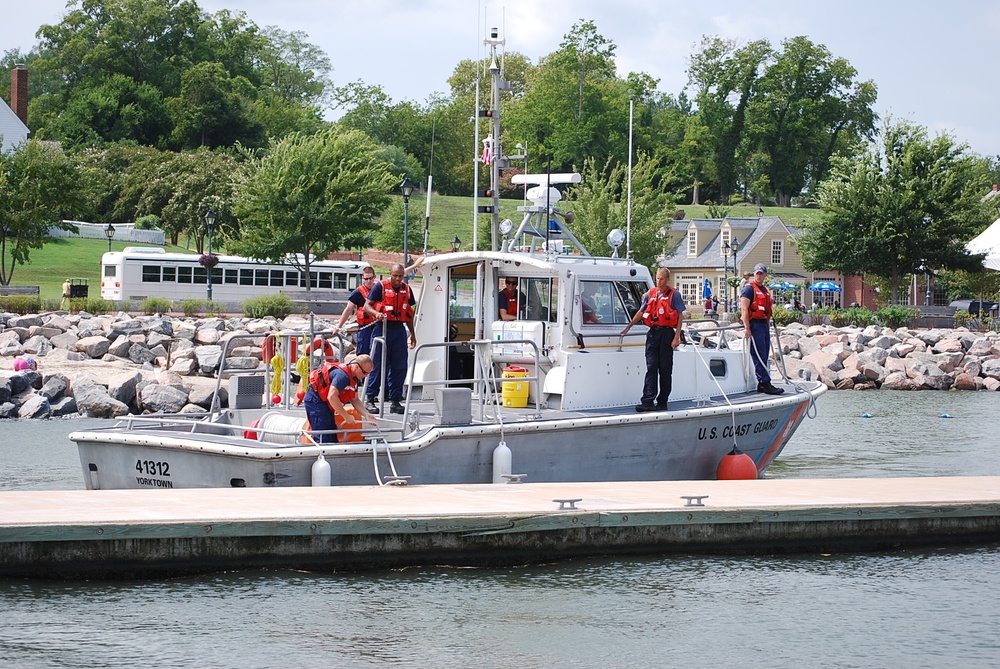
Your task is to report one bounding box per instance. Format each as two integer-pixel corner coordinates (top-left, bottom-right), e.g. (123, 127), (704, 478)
(305, 336), (336, 362)
(262, 334), (298, 363)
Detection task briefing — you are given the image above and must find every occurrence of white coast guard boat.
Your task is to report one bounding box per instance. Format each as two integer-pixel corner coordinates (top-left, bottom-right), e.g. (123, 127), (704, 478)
(70, 26), (825, 490)
(71, 190), (825, 489)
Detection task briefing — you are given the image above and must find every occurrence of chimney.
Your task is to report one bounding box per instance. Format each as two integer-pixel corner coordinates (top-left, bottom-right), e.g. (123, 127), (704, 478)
(11, 65), (28, 126)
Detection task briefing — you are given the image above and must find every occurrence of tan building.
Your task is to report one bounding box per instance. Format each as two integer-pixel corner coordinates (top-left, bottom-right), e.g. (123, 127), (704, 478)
(660, 216), (843, 313)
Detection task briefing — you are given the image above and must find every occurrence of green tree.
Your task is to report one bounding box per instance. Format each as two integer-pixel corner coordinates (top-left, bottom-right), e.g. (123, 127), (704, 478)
(232, 126), (395, 287)
(749, 36), (877, 206)
(688, 36), (771, 204)
(800, 121), (992, 303)
(566, 153), (672, 269)
(373, 198), (424, 256)
(0, 140), (87, 285)
(167, 61), (264, 149)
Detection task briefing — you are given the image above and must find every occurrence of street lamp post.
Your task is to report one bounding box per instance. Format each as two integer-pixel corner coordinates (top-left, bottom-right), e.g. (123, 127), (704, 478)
(924, 266), (932, 306)
(451, 236), (461, 252)
(104, 223), (115, 253)
(729, 237), (740, 310)
(400, 177), (415, 267)
(722, 240), (730, 313)
(204, 210), (216, 302)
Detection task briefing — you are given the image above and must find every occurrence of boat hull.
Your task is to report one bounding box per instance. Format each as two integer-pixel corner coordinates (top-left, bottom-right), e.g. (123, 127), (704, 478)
(74, 386), (820, 489)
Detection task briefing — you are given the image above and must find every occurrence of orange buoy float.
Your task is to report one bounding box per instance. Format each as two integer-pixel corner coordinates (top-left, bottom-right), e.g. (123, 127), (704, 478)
(244, 417), (261, 440)
(716, 446), (758, 480)
(262, 334), (298, 363)
(305, 336), (336, 362)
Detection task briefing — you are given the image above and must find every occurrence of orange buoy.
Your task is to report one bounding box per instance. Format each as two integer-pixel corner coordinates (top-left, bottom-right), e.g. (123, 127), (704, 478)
(244, 417), (261, 441)
(716, 446), (758, 480)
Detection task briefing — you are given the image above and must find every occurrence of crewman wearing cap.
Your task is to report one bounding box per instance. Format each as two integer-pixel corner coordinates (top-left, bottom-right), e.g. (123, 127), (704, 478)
(740, 263), (784, 395)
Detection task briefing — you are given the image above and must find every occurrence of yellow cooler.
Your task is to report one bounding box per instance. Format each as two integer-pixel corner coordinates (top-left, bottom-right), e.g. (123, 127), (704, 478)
(501, 365), (529, 408)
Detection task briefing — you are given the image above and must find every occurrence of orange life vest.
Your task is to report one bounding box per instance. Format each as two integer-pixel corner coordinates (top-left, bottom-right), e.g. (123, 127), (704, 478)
(308, 362), (357, 404)
(354, 283), (376, 326)
(500, 287), (518, 316)
(375, 279), (414, 322)
(641, 286), (680, 328)
(748, 282), (773, 320)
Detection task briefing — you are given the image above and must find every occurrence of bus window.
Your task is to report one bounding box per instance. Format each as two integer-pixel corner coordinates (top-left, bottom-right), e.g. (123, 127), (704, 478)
(224, 269), (237, 284)
(269, 270), (283, 287)
(285, 271), (298, 286)
(162, 266), (176, 282)
(178, 266), (193, 284)
(142, 265), (160, 283)
(103, 265), (117, 277)
(255, 269), (268, 286)
(193, 267), (207, 284)
(334, 272), (348, 289)
(318, 272), (332, 289)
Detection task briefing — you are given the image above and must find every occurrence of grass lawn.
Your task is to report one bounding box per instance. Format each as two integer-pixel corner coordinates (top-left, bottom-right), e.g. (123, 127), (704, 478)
(15, 197), (823, 299)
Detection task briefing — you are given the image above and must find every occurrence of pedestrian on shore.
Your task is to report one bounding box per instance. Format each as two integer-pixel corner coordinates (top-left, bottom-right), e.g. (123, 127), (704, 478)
(621, 267), (685, 412)
(741, 263), (784, 395)
(61, 279), (72, 311)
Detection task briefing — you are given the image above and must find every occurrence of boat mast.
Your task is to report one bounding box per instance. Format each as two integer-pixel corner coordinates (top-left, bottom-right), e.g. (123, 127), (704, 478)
(482, 26), (505, 252)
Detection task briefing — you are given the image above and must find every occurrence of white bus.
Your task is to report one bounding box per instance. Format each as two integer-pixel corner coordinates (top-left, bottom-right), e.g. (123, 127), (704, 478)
(100, 247), (370, 303)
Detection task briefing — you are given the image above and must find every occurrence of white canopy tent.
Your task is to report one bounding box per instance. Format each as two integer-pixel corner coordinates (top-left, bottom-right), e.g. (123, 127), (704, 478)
(967, 217), (1000, 271)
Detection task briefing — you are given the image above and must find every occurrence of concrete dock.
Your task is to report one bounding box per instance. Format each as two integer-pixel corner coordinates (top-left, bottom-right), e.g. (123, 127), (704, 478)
(2, 477), (999, 579)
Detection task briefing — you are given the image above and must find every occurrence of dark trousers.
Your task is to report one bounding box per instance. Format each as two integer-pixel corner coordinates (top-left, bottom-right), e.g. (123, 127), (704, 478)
(748, 318), (771, 384)
(303, 388), (340, 443)
(355, 324), (373, 357)
(366, 323), (408, 401)
(642, 326), (675, 407)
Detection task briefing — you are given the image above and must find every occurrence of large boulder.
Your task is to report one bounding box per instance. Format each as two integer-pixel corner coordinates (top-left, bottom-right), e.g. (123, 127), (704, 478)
(76, 335), (111, 359)
(74, 384), (130, 418)
(139, 383), (189, 414)
(17, 394), (51, 419)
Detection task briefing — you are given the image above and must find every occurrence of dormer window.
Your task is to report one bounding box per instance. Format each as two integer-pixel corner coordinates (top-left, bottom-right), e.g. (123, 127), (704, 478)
(721, 228), (731, 257)
(686, 229), (697, 257)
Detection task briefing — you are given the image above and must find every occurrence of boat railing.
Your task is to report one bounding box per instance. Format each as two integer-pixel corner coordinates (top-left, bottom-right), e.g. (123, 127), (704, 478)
(109, 409), (397, 446)
(403, 338), (543, 427)
(615, 320), (743, 351)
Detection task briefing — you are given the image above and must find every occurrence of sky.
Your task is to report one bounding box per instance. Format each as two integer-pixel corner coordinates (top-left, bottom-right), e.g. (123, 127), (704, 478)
(2, 0), (999, 158)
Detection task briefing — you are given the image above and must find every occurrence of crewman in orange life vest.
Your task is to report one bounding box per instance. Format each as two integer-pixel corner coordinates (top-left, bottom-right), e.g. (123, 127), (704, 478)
(621, 267), (686, 412)
(333, 267), (378, 355)
(363, 263), (417, 415)
(740, 263), (784, 395)
(303, 354), (377, 443)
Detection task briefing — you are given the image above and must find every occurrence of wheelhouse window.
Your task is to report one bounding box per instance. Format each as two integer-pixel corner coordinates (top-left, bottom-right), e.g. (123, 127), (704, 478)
(578, 279), (649, 326)
(522, 277), (558, 323)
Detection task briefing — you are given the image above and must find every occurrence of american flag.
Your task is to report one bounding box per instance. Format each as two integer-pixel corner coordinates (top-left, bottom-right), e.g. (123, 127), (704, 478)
(480, 138), (494, 165)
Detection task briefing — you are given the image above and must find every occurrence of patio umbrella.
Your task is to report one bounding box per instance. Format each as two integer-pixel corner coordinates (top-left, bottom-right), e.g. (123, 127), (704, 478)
(808, 281), (842, 292)
(702, 278), (712, 299)
(768, 280), (798, 290)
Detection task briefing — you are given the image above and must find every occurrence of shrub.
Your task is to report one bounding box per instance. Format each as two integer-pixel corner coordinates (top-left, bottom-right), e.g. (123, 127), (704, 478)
(842, 307), (876, 327)
(771, 305), (802, 327)
(180, 298), (205, 317)
(134, 214), (162, 230)
(140, 297), (173, 315)
(953, 309), (972, 328)
(242, 294), (294, 319)
(83, 297), (114, 315)
(0, 295), (42, 315)
(875, 306), (917, 329)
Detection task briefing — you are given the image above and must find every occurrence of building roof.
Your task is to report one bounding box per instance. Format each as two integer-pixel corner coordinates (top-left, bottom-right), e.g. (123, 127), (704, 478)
(663, 215), (792, 270)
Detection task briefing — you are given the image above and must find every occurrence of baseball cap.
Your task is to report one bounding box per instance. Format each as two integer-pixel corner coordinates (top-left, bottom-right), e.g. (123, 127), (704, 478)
(753, 263), (768, 274)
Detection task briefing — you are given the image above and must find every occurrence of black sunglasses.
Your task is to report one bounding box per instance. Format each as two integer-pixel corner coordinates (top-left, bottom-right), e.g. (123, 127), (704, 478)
(505, 280), (517, 285)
